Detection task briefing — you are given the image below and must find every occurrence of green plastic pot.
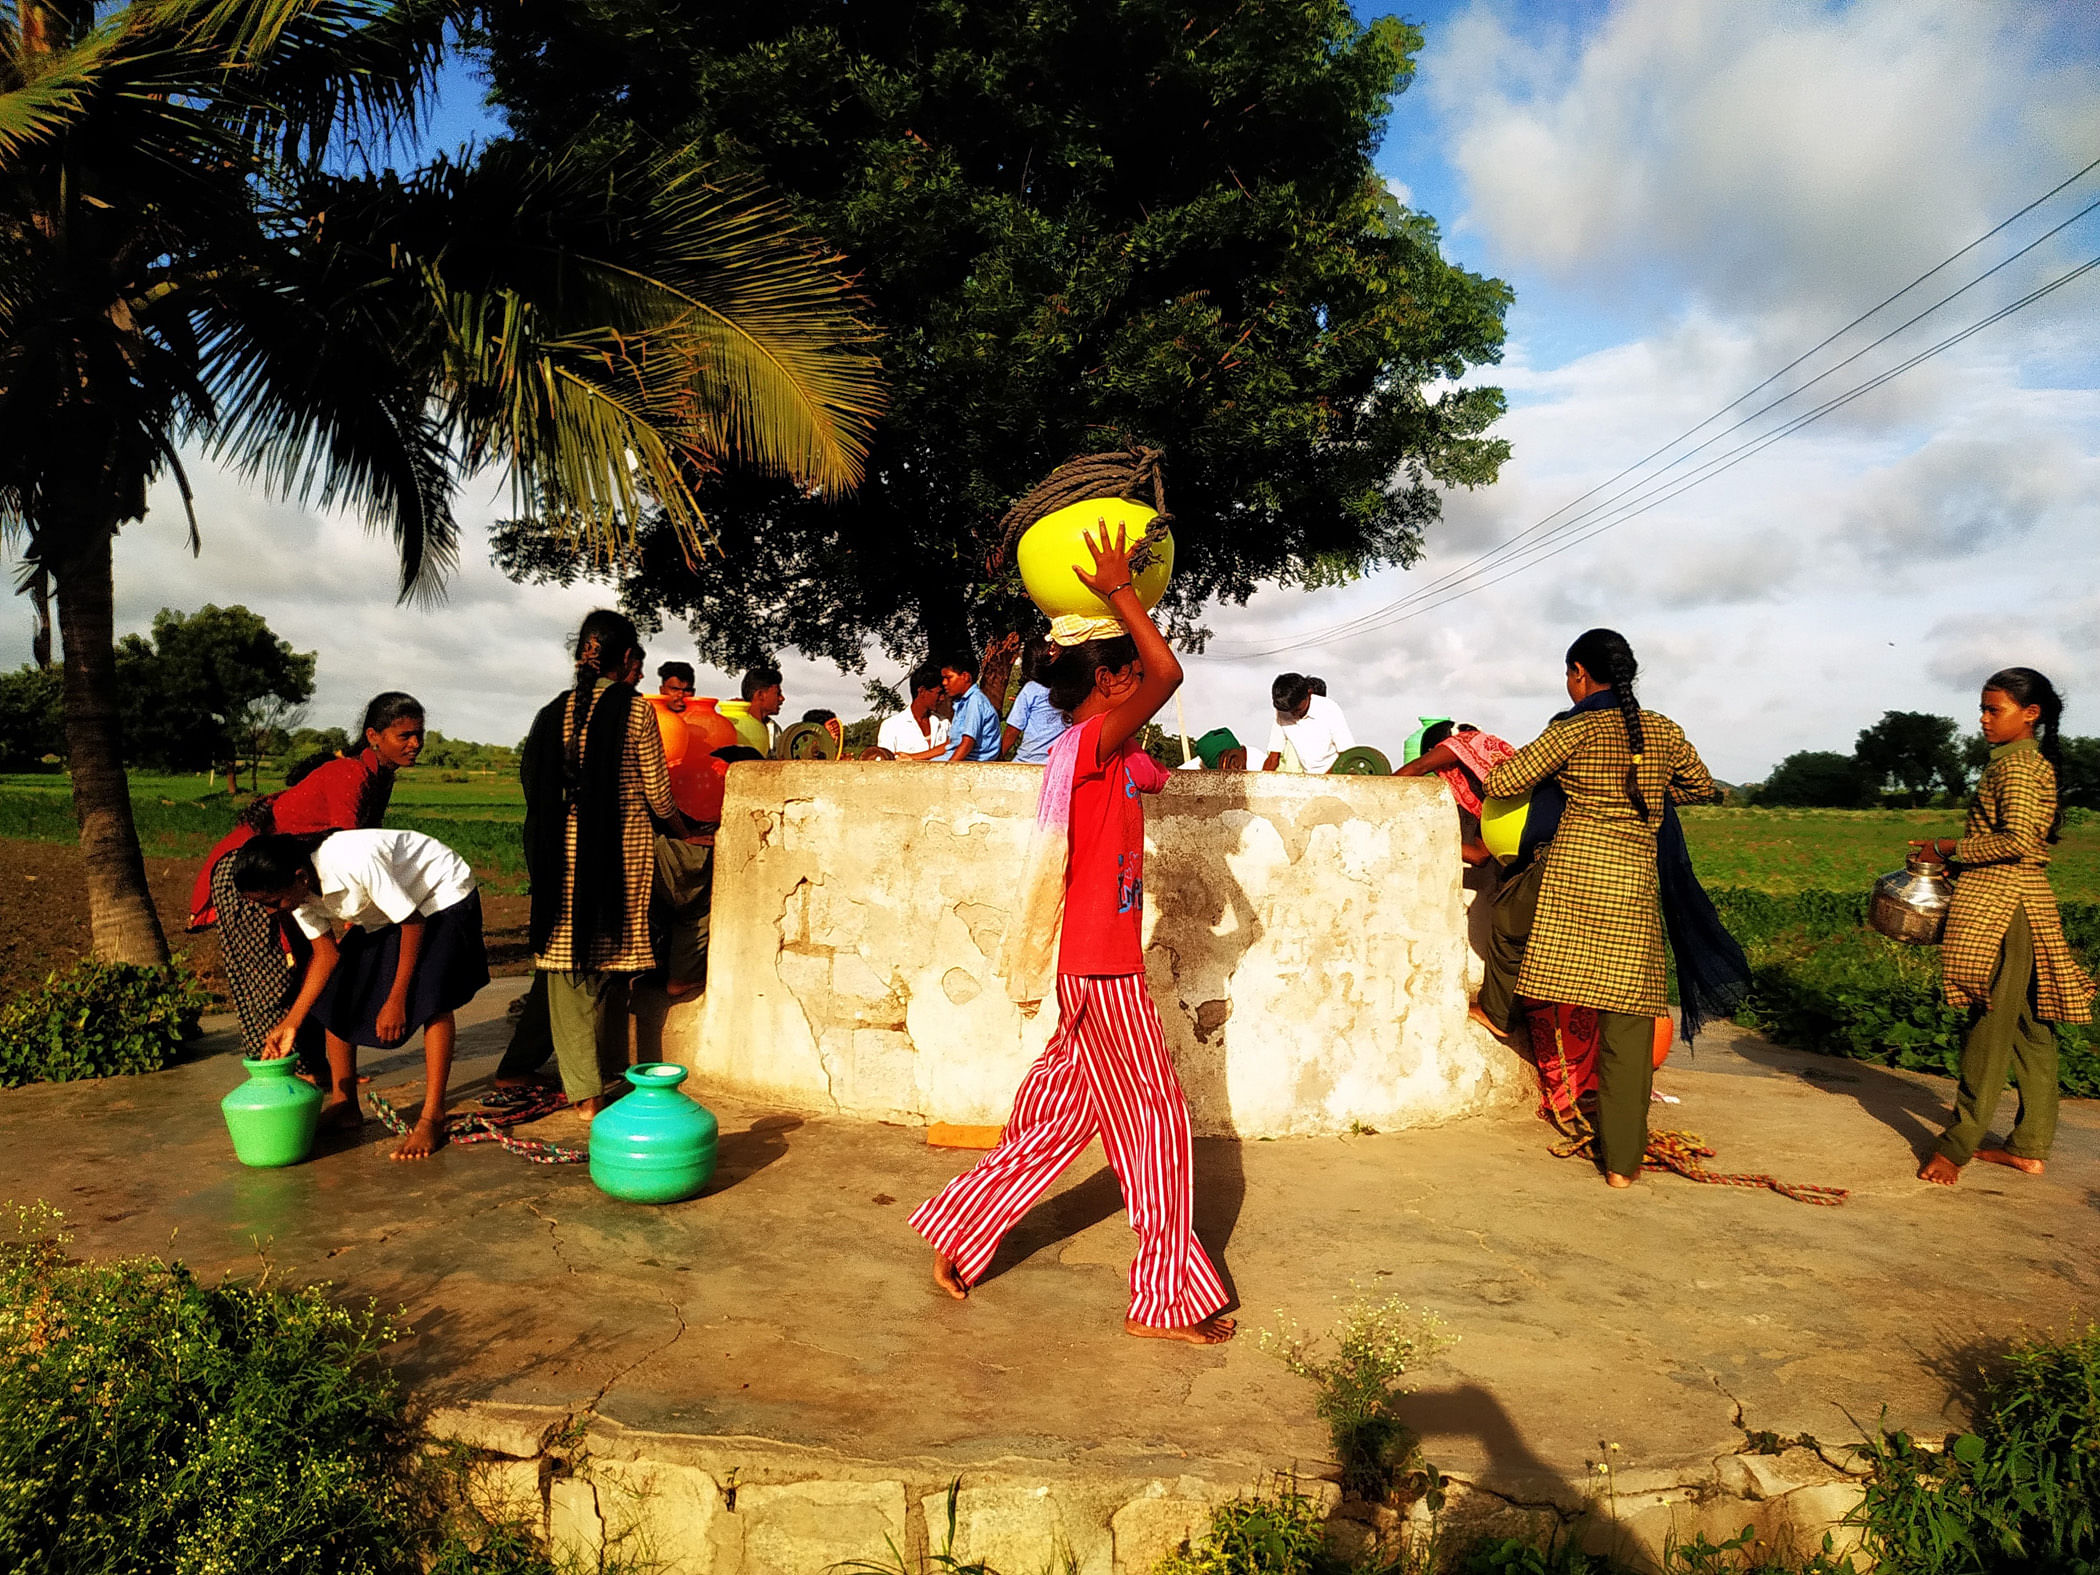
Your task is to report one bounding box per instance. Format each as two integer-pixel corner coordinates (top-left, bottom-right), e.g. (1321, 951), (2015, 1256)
(588, 1064), (719, 1204)
(221, 1056), (324, 1167)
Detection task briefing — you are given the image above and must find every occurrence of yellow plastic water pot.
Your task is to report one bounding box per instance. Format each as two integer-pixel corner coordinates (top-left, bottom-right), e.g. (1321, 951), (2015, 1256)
(1016, 497), (1174, 621)
(1480, 792), (1531, 864)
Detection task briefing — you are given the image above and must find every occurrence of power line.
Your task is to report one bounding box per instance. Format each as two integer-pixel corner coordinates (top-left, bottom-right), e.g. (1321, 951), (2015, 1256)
(1215, 246), (2100, 658)
(1205, 153), (2100, 658)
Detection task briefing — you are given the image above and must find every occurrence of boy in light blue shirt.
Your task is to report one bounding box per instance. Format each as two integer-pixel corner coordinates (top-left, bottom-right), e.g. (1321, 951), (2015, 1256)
(939, 654), (1003, 762)
(1001, 638), (1069, 764)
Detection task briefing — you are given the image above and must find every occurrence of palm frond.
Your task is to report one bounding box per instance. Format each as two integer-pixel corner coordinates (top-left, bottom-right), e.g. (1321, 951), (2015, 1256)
(0, 21), (126, 161)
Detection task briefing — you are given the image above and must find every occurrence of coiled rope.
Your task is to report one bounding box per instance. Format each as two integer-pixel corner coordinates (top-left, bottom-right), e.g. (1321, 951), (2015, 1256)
(365, 1088), (588, 1166)
(988, 444), (1174, 575)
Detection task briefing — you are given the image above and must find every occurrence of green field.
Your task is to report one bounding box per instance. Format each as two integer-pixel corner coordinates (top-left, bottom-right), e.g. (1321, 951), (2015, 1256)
(0, 771), (529, 887)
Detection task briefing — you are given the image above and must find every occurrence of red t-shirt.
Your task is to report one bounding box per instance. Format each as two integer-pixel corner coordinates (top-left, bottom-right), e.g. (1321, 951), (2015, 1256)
(187, 752), (396, 928)
(1058, 715), (1169, 977)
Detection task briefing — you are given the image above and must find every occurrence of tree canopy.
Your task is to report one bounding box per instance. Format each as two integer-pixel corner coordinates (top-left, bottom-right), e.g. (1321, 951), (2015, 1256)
(478, 0), (1513, 665)
(1855, 711), (1966, 805)
(116, 605), (314, 776)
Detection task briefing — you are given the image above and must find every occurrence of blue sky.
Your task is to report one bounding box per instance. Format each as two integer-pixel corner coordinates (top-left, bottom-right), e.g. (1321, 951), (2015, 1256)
(20, 1), (2099, 779)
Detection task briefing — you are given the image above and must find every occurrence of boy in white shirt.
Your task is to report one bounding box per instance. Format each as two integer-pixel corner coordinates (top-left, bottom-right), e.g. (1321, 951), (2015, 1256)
(1263, 672), (1354, 774)
(874, 661), (953, 760)
(234, 829), (489, 1161)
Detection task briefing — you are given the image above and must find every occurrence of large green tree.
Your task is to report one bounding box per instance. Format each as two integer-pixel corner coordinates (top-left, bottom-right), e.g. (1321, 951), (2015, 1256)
(478, 0), (1511, 669)
(116, 605), (314, 780)
(1856, 711), (1966, 805)
(1, 0), (882, 963)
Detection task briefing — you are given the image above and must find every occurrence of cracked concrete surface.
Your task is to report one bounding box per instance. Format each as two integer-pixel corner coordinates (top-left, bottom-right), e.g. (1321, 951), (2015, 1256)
(3, 974), (2097, 1516)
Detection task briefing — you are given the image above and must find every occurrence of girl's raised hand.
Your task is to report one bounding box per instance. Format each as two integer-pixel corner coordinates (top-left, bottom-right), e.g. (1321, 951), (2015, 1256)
(1073, 520), (1136, 600)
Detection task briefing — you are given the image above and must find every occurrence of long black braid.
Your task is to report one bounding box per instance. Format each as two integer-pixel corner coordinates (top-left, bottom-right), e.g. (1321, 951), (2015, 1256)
(1984, 666), (2067, 842)
(569, 610), (642, 782)
(1567, 628), (1651, 823)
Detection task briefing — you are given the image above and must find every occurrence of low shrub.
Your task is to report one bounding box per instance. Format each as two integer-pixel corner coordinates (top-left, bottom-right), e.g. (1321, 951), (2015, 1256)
(1713, 890), (2100, 1097)
(0, 1206), (567, 1575)
(1155, 1487), (1331, 1574)
(0, 957), (211, 1087)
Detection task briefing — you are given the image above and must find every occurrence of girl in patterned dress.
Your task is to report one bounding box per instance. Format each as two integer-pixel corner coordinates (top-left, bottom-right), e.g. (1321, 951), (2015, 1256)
(520, 611), (692, 1118)
(1916, 668), (2094, 1185)
(1484, 630), (1733, 1186)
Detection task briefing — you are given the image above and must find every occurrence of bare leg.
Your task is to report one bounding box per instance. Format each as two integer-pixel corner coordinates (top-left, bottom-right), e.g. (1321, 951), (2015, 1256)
(318, 1033), (363, 1131)
(1974, 1148), (2044, 1175)
(1125, 1314), (1237, 1345)
(392, 1013), (455, 1162)
(933, 1253), (969, 1301)
(1917, 1153), (1961, 1185)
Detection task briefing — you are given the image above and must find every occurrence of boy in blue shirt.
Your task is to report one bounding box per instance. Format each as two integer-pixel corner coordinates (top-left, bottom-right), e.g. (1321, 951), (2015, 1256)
(1001, 638), (1069, 764)
(940, 653), (1004, 762)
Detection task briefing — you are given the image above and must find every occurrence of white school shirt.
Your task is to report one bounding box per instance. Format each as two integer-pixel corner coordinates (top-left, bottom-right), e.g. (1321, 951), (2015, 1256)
(289, 829), (477, 940)
(1265, 705), (1354, 775)
(875, 709), (950, 757)
(1307, 694), (1354, 748)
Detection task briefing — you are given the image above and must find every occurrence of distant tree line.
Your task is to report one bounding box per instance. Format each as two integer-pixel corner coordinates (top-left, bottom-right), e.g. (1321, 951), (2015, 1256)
(0, 604), (511, 785)
(1753, 710), (2100, 810)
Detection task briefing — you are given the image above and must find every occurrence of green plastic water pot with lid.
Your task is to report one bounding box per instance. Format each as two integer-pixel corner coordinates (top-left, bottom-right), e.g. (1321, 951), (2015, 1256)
(588, 1063), (719, 1204)
(221, 1056), (324, 1167)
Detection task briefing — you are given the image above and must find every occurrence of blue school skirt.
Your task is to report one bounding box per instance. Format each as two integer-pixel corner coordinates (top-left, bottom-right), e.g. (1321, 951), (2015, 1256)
(320, 891), (490, 1047)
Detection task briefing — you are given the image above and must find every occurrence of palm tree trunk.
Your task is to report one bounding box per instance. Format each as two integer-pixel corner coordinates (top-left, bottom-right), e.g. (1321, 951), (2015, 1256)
(54, 524), (171, 965)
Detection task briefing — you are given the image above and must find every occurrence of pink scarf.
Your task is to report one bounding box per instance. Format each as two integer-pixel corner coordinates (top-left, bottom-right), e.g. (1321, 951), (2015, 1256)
(996, 722), (1090, 1004)
(1438, 730), (1515, 818)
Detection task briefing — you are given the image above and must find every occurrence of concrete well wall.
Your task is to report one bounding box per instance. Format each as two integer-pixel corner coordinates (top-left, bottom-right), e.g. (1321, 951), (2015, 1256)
(671, 761), (1528, 1137)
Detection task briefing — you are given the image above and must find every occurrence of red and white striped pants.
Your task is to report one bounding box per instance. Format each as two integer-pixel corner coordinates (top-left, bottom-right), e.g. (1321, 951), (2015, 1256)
(910, 973), (1228, 1328)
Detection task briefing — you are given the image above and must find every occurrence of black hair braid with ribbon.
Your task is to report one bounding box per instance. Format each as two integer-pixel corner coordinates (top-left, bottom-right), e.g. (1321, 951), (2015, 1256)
(1567, 628), (1651, 823)
(1985, 666), (2068, 842)
(988, 444), (1174, 578)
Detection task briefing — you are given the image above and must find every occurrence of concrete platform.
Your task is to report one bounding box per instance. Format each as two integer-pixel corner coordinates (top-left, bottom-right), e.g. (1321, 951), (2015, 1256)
(4, 976), (2097, 1571)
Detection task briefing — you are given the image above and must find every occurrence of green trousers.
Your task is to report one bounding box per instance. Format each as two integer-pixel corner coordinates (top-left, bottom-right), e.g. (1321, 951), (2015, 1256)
(1935, 908), (2059, 1166)
(544, 970), (635, 1104)
(1480, 858), (1544, 1032)
(1592, 1009), (1657, 1180)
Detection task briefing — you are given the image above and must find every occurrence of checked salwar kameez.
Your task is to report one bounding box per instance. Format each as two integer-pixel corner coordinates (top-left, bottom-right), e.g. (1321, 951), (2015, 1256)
(1485, 706), (1722, 1177)
(1932, 740), (2094, 1166)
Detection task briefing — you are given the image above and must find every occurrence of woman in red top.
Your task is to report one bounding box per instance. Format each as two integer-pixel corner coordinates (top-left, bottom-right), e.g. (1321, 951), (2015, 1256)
(910, 525), (1234, 1346)
(191, 693), (424, 1075)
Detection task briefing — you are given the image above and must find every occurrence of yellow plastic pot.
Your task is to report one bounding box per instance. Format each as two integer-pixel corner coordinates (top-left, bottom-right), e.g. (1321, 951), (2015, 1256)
(1016, 497), (1174, 621)
(1480, 793), (1531, 864)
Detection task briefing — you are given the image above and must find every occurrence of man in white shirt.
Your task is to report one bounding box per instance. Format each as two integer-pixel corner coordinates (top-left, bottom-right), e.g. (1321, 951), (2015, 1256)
(874, 662), (952, 761)
(1263, 672), (1354, 774)
(233, 829), (486, 1161)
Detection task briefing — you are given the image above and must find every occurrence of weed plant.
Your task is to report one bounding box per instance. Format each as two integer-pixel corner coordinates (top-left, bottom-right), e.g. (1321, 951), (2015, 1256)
(1155, 1486), (1332, 1574)
(1262, 1296), (1455, 1501)
(1855, 1324), (2100, 1574)
(0, 957), (209, 1086)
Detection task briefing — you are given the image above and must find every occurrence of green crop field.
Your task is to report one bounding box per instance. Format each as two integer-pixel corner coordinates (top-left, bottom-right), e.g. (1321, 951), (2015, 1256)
(1680, 805), (2100, 903)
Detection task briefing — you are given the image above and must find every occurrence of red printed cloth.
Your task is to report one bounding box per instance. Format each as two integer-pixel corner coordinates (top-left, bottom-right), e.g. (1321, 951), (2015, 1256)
(1438, 729), (1516, 818)
(1524, 1000), (1601, 1117)
(1057, 715), (1169, 977)
(187, 751), (395, 929)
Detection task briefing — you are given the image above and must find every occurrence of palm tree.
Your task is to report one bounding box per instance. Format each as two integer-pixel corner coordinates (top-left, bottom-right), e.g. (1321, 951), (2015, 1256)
(0, 0), (883, 964)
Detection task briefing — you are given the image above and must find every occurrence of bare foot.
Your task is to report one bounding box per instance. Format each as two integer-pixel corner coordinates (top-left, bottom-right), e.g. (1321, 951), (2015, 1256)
(933, 1253), (969, 1301)
(1917, 1153), (1961, 1185)
(391, 1117), (447, 1161)
(1975, 1148), (2045, 1175)
(1605, 1172), (1635, 1189)
(665, 981), (702, 1001)
(1467, 1004), (1509, 1040)
(1126, 1314), (1237, 1345)
(317, 1095), (363, 1132)
(492, 1075), (552, 1091)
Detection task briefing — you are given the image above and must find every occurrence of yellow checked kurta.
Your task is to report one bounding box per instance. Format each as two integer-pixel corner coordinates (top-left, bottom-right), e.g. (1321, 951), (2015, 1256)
(1942, 739), (2093, 1024)
(533, 682), (676, 974)
(1484, 708), (1718, 1017)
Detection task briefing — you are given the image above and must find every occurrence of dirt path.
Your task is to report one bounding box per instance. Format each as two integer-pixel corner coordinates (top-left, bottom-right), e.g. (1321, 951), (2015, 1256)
(0, 837), (531, 1004)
